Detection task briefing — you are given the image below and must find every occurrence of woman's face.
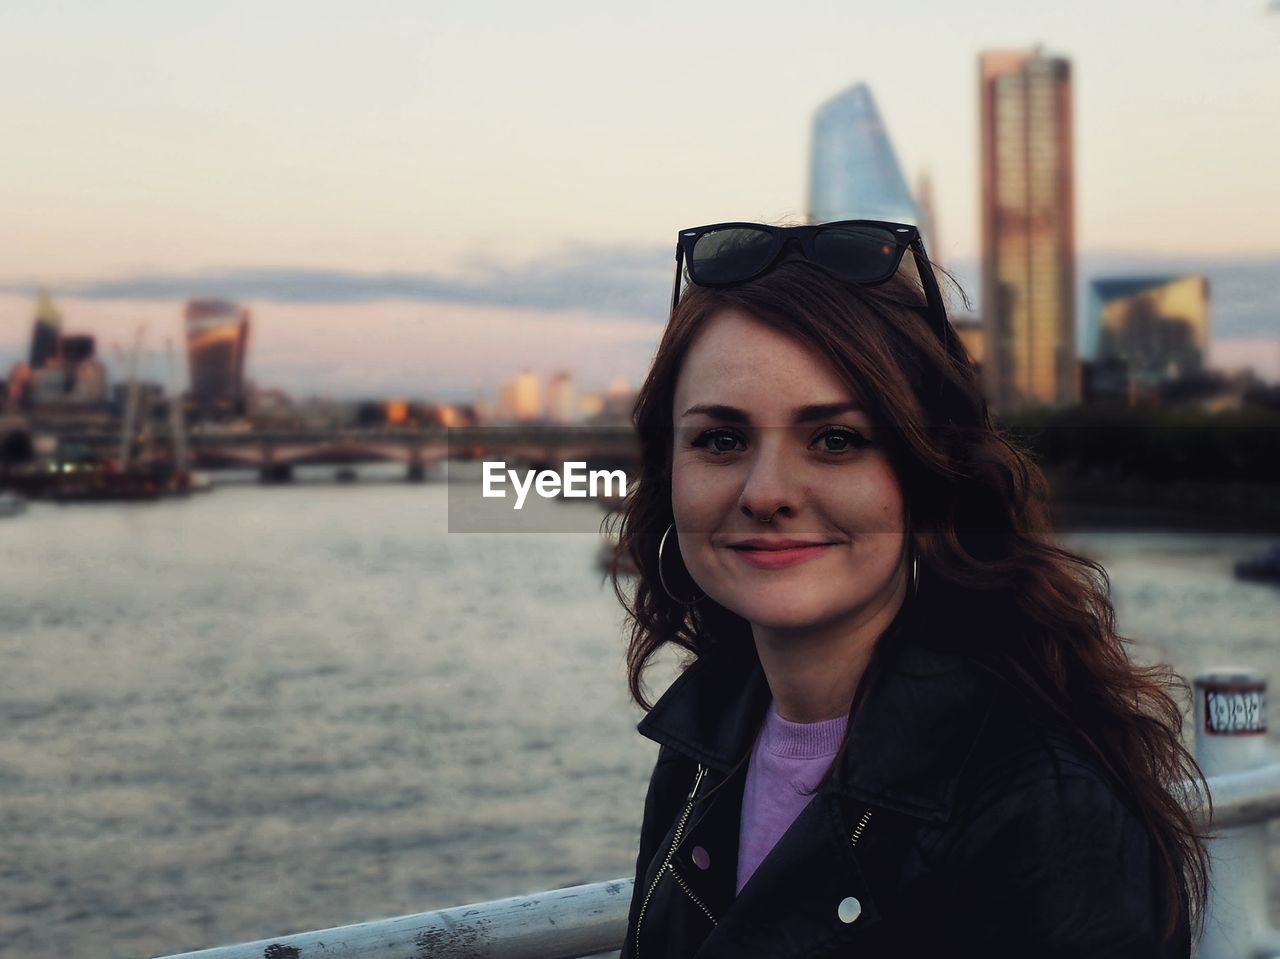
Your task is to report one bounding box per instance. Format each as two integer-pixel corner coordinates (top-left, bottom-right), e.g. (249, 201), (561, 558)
(670, 308), (908, 637)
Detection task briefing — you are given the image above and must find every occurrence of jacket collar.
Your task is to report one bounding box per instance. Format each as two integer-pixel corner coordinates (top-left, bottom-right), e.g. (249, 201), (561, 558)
(636, 602), (996, 824)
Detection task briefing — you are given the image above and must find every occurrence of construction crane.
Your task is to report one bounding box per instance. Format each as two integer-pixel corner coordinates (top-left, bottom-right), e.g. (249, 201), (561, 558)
(165, 338), (190, 490)
(115, 325), (147, 472)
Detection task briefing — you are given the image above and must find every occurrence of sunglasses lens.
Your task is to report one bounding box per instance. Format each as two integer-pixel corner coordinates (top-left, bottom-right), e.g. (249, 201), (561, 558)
(811, 225), (902, 282)
(690, 228), (778, 284)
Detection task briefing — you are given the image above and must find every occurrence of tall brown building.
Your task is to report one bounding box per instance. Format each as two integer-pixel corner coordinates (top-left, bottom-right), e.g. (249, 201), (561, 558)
(979, 48), (1077, 409)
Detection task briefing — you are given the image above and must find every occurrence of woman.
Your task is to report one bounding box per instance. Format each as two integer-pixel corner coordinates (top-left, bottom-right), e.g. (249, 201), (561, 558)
(611, 221), (1209, 958)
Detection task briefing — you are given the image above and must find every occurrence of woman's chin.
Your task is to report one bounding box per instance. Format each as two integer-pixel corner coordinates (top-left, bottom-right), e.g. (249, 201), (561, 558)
(728, 599), (838, 635)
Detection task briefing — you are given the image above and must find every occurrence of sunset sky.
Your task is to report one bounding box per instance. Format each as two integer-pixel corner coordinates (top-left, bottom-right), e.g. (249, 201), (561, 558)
(2, 0), (1277, 395)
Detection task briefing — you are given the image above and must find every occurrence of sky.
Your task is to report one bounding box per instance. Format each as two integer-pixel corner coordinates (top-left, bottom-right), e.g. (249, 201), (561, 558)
(1, 0), (1278, 394)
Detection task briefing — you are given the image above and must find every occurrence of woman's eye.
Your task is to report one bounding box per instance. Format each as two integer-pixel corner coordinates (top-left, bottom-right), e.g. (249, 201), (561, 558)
(691, 429), (745, 453)
(815, 428), (870, 453)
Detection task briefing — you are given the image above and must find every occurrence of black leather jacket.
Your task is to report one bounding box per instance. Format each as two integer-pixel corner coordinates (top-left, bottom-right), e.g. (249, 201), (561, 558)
(621, 607), (1191, 958)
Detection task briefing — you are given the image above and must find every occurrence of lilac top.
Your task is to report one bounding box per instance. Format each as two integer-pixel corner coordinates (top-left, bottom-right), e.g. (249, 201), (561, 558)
(735, 700), (849, 894)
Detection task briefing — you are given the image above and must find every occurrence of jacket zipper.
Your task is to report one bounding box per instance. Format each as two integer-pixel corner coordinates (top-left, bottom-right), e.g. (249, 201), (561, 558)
(634, 763), (708, 959)
(850, 807), (873, 848)
(668, 861), (717, 923)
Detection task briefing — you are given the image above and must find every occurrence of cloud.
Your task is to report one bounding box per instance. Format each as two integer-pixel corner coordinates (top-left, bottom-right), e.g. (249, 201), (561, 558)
(7, 247), (1275, 339)
(0, 246), (675, 322)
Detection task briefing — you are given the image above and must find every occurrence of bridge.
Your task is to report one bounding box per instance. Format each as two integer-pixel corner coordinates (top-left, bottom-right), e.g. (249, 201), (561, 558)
(49, 425), (642, 483)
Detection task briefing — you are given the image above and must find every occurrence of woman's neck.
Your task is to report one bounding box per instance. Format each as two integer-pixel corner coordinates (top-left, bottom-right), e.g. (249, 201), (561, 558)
(751, 584), (906, 724)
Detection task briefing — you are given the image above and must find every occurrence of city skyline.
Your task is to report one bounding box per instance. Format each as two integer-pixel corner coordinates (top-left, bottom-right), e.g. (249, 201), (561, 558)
(3, 245), (1279, 400)
(2, 2), (1278, 394)
(4, 283), (639, 427)
(0, 290), (665, 404)
(1, 1), (1278, 286)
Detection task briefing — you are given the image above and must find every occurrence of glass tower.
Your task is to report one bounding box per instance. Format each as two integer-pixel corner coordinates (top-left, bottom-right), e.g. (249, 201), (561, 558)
(808, 83), (919, 226)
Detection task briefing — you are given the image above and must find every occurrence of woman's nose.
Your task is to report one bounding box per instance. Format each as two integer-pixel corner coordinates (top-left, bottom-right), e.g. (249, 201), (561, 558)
(738, 439), (795, 523)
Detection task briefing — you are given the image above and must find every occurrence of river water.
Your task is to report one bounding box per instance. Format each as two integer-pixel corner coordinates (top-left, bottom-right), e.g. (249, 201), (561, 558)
(2, 471), (1278, 958)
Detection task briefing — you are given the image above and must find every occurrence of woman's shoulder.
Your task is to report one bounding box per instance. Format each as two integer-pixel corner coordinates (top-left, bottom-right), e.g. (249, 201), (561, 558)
(955, 675), (1136, 814)
(940, 676), (1154, 864)
(884, 635), (1135, 819)
(928, 680), (1186, 950)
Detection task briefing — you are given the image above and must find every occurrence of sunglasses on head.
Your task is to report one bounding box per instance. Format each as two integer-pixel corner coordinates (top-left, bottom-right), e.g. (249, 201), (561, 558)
(670, 219), (949, 344)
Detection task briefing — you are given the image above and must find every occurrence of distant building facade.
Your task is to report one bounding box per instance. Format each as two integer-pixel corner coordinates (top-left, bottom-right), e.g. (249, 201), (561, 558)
(547, 371), (576, 423)
(9, 292), (109, 411)
(951, 314), (984, 371)
(498, 369), (542, 422)
(28, 366), (73, 405)
(979, 49), (1077, 409)
(4, 366), (30, 410)
(60, 334), (95, 365)
(68, 360), (108, 405)
(809, 83), (920, 226)
(29, 289), (62, 369)
(1085, 275), (1210, 402)
(185, 299), (250, 418)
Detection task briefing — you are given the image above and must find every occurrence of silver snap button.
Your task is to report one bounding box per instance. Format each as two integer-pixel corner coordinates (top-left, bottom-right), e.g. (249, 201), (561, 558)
(691, 846), (710, 870)
(837, 896), (862, 924)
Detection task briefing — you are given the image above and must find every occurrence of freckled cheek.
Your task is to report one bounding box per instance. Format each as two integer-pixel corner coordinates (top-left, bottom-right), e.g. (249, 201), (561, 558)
(671, 461), (741, 534)
(828, 465), (905, 533)
(872, 468), (907, 534)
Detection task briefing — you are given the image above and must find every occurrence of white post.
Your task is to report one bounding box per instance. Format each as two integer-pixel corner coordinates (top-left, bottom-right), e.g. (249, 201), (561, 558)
(1194, 668), (1271, 959)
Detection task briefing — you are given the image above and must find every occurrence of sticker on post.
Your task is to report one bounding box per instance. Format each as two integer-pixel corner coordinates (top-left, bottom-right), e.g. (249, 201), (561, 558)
(1204, 689), (1266, 734)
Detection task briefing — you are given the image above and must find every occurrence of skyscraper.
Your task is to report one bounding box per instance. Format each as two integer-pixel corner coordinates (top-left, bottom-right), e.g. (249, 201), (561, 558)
(29, 288), (62, 369)
(979, 49), (1077, 409)
(809, 83), (920, 226)
(185, 299), (250, 417)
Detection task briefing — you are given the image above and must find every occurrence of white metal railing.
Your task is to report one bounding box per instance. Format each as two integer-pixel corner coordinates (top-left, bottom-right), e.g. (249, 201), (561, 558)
(153, 668), (1280, 959)
(153, 879), (632, 959)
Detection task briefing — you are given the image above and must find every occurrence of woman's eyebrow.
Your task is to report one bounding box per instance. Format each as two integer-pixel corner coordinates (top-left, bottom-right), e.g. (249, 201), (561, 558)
(792, 402), (863, 423)
(681, 403), (750, 423)
(680, 402), (863, 424)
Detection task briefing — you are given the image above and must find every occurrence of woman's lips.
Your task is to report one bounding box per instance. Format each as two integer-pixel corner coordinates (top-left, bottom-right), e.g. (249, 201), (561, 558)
(731, 544), (833, 570)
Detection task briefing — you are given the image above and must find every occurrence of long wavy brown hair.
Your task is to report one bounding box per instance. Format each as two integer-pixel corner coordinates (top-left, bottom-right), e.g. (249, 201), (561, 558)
(609, 254), (1210, 945)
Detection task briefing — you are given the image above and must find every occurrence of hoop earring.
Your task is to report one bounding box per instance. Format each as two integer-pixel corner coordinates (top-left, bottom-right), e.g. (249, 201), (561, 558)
(658, 523), (704, 605)
(903, 502), (919, 599)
